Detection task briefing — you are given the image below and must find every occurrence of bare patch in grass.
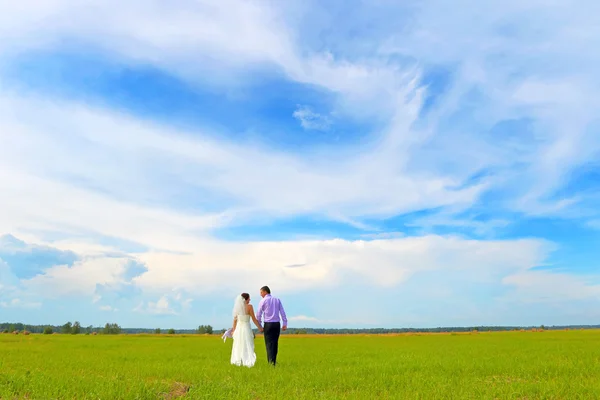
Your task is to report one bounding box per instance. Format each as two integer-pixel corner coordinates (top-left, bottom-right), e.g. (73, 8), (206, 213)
(162, 382), (190, 400)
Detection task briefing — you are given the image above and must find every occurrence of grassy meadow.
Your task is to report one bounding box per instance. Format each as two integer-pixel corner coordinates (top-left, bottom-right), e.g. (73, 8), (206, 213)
(1, 330), (599, 399)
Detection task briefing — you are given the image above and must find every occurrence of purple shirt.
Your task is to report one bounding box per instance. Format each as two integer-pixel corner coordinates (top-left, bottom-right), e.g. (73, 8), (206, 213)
(256, 294), (287, 326)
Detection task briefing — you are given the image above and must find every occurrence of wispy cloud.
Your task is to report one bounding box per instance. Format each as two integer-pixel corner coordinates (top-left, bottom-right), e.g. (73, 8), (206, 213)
(586, 220), (600, 230)
(289, 315), (319, 323)
(0, 92), (481, 239)
(134, 296), (177, 316)
(293, 105), (331, 131)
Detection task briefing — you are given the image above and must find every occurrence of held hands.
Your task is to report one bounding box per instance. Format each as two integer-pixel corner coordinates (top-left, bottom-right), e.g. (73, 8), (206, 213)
(258, 326), (264, 333)
(282, 325), (287, 331)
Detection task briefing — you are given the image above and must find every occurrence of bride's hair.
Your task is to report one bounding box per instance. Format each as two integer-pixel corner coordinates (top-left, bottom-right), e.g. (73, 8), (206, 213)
(233, 293), (249, 317)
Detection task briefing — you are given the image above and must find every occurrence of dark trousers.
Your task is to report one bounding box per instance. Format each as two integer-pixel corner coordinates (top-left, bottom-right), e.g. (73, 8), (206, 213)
(263, 322), (281, 365)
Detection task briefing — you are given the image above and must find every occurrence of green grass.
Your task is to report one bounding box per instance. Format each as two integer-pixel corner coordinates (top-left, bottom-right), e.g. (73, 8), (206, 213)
(1, 330), (600, 399)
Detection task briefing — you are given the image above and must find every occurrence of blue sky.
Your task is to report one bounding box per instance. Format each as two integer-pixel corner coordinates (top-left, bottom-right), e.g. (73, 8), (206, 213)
(1, 0), (599, 329)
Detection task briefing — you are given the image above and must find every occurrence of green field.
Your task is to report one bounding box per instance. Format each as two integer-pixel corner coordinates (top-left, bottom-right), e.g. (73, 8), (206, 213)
(1, 330), (599, 399)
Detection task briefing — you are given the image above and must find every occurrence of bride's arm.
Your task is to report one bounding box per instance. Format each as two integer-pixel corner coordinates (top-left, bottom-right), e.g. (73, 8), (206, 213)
(247, 305), (263, 331)
(232, 316), (238, 333)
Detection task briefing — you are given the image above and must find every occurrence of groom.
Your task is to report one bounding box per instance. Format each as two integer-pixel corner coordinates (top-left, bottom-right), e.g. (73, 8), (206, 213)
(256, 285), (287, 366)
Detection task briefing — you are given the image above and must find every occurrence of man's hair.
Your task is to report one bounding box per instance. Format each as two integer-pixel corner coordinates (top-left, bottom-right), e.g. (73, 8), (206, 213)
(260, 286), (271, 294)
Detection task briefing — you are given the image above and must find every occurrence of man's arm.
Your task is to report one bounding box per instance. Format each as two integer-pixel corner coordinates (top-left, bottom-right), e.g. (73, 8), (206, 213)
(256, 298), (265, 325)
(279, 299), (288, 330)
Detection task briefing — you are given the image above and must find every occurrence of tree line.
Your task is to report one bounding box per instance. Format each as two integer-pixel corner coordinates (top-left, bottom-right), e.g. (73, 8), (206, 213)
(3, 322), (600, 335)
(1, 322), (214, 335)
(1, 322), (122, 335)
(279, 325), (600, 335)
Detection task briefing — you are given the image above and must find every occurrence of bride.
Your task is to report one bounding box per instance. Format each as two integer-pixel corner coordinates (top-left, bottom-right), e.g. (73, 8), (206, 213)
(231, 293), (263, 367)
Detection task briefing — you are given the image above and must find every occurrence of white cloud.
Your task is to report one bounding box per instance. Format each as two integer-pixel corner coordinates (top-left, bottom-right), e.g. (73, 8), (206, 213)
(0, 0), (400, 117)
(289, 315), (319, 322)
(0, 1), (295, 69)
(133, 235), (552, 295)
(378, 0), (600, 216)
(293, 105), (331, 131)
(134, 295), (177, 315)
(1, 0), (596, 228)
(2, 234), (600, 327)
(502, 271), (600, 303)
(0, 92), (484, 245)
(8, 234), (583, 315)
(22, 257), (139, 298)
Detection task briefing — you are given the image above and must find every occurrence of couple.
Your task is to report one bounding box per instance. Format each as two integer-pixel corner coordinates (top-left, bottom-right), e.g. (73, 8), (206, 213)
(230, 286), (287, 367)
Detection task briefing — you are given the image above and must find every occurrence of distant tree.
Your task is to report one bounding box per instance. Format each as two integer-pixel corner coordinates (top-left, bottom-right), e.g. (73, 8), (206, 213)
(72, 321), (81, 335)
(8, 324), (15, 333)
(62, 322), (73, 334)
(86, 325), (93, 334)
(2, 329), (9, 334)
(154, 328), (162, 334)
(43, 326), (53, 335)
(102, 323), (122, 335)
(197, 325), (213, 334)
(168, 328), (175, 334)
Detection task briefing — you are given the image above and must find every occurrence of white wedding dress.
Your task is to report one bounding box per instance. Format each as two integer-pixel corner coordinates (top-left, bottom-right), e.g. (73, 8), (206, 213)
(230, 313), (257, 367)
